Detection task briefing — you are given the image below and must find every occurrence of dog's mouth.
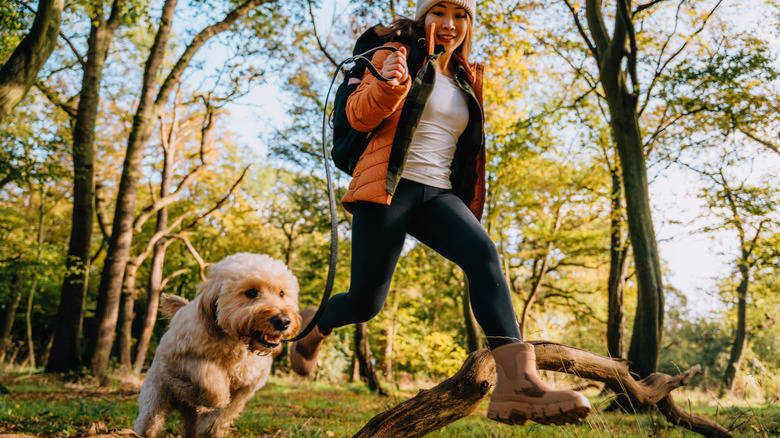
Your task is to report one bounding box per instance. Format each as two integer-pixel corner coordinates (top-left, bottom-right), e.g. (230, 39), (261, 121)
(253, 332), (283, 349)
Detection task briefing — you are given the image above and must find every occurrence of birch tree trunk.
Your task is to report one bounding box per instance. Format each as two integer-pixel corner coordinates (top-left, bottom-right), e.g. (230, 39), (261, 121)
(0, 0), (63, 120)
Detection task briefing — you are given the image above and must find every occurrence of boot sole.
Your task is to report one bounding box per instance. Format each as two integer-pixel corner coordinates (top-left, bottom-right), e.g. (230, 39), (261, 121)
(487, 401), (591, 426)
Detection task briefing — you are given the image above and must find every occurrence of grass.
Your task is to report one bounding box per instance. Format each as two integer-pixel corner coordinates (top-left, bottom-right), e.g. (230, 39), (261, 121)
(1, 369), (778, 437)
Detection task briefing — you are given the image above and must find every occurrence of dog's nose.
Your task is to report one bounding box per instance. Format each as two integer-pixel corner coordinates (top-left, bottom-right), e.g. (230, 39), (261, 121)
(271, 314), (291, 331)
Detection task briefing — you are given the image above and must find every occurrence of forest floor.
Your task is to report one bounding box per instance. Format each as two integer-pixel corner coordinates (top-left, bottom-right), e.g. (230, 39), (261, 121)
(0, 370), (778, 437)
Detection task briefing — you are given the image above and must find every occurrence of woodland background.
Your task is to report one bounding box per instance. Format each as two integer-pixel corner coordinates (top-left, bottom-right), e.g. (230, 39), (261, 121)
(1, 0), (780, 429)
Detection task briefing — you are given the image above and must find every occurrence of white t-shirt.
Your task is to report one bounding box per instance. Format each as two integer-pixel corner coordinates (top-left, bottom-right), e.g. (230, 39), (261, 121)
(401, 71), (469, 189)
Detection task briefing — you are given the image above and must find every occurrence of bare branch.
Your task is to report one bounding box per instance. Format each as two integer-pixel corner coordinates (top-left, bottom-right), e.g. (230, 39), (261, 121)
(181, 165), (251, 232)
(634, 0), (669, 16)
(132, 213), (190, 266)
(34, 80), (78, 118)
(307, 0), (339, 68)
(166, 234), (207, 281)
(739, 128), (780, 157)
(133, 164), (206, 232)
(154, 0), (271, 110)
(562, 0), (598, 60)
(160, 268), (190, 291)
(640, 0), (724, 117)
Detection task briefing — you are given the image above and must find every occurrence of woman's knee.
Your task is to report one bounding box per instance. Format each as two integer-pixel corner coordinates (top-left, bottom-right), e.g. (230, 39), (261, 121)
(339, 288), (386, 323)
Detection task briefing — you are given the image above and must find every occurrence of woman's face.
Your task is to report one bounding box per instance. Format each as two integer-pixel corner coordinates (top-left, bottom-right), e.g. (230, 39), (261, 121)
(424, 2), (470, 55)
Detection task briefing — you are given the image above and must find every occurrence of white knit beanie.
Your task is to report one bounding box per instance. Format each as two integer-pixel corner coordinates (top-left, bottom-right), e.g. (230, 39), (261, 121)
(415, 0), (476, 21)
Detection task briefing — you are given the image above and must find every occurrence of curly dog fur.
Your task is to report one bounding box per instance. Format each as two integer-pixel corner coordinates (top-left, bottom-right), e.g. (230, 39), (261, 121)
(134, 253), (301, 438)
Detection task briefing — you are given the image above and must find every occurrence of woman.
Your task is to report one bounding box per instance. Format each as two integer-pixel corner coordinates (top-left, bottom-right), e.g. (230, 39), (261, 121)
(290, 0), (591, 426)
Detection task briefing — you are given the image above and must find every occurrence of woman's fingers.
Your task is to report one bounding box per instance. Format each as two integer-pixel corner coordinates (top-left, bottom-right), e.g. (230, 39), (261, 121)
(382, 47), (409, 85)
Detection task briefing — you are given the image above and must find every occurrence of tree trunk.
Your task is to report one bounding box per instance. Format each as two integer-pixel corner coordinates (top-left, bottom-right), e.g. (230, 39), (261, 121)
(354, 322), (385, 395)
(607, 168), (629, 358)
(585, 0), (664, 378)
(116, 263), (138, 374)
(618, 109), (664, 378)
(462, 278), (480, 351)
(87, 0), (271, 382)
(0, 0), (63, 120)
(39, 330), (55, 367)
(133, 114), (176, 374)
(381, 318), (395, 378)
(0, 272), (24, 362)
(25, 277), (37, 369)
(86, 0), (179, 381)
(133, 240), (168, 374)
(47, 0), (123, 373)
(723, 264), (749, 392)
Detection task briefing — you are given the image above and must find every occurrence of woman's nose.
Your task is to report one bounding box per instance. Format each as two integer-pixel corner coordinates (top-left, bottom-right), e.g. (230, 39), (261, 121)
(442, 15), (455, 29)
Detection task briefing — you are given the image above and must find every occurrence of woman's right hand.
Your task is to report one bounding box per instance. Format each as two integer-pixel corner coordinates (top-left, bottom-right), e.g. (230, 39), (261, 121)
(381, 46), (408, 87)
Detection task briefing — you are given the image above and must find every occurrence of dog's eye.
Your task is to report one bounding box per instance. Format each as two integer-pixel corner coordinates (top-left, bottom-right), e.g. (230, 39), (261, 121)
(244, 289), (258, 298)
(279, 290), (285, 298)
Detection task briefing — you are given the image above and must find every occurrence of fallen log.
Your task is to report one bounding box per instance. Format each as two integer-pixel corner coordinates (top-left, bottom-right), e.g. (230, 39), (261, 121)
(352, 341), (733, 438)
(352, 349), (496, 438)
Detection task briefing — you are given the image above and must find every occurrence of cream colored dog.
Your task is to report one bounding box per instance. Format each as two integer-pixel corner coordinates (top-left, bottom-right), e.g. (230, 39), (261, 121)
(134, 253), (301, 438)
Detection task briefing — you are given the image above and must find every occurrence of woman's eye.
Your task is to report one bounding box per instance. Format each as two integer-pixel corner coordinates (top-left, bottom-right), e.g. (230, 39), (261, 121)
(245, 289), (258, 298)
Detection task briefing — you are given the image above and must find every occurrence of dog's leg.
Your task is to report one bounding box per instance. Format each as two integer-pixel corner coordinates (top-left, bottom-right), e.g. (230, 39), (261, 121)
(176, 402), (199, 438)
(168, 359), (231, 410)
(195, 385), (259, 438)
(134, 370), (172, 438)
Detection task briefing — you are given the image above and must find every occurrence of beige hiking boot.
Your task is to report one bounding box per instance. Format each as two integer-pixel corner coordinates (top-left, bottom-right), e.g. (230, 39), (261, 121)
(487, 342), (591, 425)
(289, 307), (329, 376)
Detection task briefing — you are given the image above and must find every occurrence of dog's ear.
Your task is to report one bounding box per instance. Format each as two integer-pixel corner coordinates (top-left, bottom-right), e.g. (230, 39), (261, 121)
(160, 293), (188, 319)
(197, 279), (225, 337)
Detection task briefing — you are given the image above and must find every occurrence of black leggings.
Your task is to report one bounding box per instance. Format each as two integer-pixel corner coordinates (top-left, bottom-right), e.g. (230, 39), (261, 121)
(318, 178), (522, 349)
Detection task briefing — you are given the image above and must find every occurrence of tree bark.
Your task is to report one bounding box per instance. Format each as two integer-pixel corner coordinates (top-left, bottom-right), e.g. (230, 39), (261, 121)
(86, 0), (269, 381)
(607, 168), (629, 358)
(583, 0), (664, 378)
(354, 322), (385, 395)
(352, 349), (495, 438)
(381, 318), (395, 378)
(47, 0), (124, 374)
(0, 0), (63, 120)
(86, 0), (179, 381)
(116, 263), (139, 374)
(462, 278), (480, 352)
(25, 277), (37, 369)
(353, 343), (732, 438)
(723, 264), (749, 392)
(0, 272), (24, 362)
